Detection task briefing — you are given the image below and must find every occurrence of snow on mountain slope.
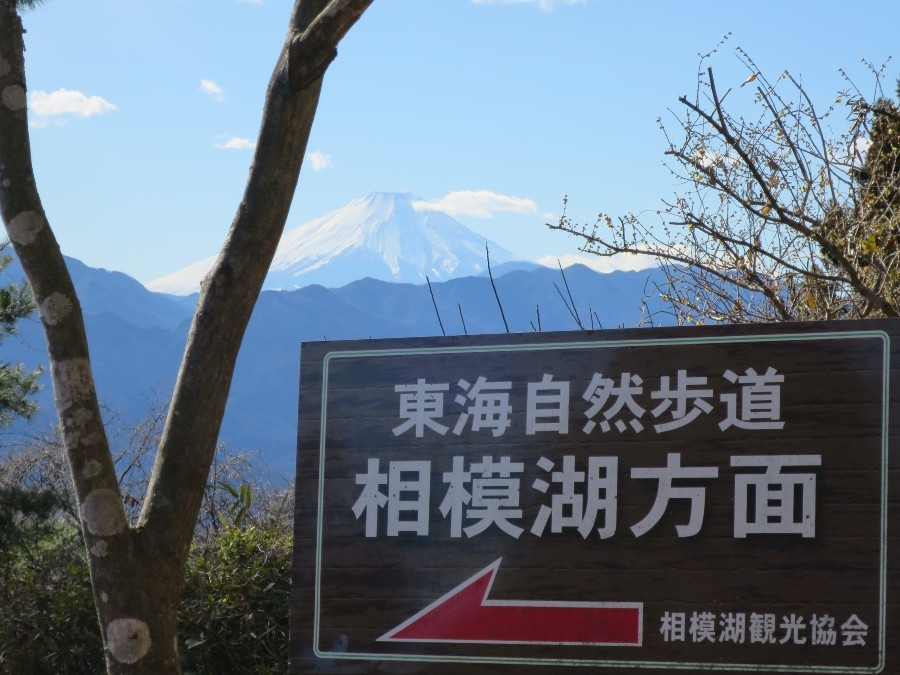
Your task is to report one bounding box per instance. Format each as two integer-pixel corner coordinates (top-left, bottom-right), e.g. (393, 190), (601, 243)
(147, 192), (522, 295)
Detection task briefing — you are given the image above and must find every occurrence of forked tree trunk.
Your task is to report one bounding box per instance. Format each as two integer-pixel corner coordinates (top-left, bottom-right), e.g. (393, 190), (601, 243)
(0, 1), (372, 672)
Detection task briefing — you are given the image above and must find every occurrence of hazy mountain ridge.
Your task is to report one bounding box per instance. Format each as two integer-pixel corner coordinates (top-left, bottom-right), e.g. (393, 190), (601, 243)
(2, 257), (668, 475)
(1, 192), (669, 475)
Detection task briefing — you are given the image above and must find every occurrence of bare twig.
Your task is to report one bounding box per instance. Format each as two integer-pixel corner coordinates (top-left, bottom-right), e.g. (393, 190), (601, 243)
(425, 276), (445, 336)
(457, 303), (468, 336)
(486, 243), (509, 333)
(557, 260), (584, 329)
(550, 51), (900, 324)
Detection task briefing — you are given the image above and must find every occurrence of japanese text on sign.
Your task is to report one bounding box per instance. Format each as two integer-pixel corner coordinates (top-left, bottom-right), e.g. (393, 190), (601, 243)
(353, 452), (821, 540)
(358, 365), (808, 540)
(392, 367), (785, 438)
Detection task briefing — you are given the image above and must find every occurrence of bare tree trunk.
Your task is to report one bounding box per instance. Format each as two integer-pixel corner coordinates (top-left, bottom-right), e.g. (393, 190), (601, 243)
(0, 0), (371, 672)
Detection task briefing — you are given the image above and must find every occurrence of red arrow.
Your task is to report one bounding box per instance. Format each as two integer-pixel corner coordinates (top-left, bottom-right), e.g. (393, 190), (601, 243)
(378, 559), (642, 646)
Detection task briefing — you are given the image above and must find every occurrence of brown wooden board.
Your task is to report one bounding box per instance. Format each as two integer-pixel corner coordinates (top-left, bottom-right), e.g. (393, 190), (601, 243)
(290, 319), (900, 674)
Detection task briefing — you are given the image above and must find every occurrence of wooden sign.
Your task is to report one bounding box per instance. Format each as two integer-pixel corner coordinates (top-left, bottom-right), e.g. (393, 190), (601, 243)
(290, 319), (899, 674)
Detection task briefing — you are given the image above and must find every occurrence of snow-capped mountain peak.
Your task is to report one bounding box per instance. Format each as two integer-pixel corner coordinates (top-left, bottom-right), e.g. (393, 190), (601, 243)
(148, 192), (519, 295)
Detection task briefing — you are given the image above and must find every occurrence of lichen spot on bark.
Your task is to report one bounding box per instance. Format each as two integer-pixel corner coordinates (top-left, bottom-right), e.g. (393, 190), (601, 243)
(101, 591), (109, 603)
(107, 618), (151, 665)
(7, 210), (45, 246)
(82, 489), (126, 536)
(64, 410), (104, 448)
(82, 458), (102, 479)
(1, 84), (25, 111)
(54, 358), (93, 409)
(90, 539), (109, 557)
(41, 292), (74, 326)
(0, 57), (11, 78)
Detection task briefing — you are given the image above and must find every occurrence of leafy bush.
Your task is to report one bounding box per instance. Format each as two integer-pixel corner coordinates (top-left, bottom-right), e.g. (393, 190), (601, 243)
(180, 524), (292, 674)
(0, 438), (294, 674)
(0, 517), (103, 674)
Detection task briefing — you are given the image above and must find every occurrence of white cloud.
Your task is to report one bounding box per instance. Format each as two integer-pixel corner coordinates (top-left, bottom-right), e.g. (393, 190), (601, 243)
(214, 135), (255, 150)
(413, 190), (538, 218)
(850, 136), (872, 166)
(538, 252), (658, 273)
(306, 151), (333, 171)
(471, 0), (586, 10)
(29, 89), (117, 126)
(200, 79), (225, 102)
(697, 150), (737, 170)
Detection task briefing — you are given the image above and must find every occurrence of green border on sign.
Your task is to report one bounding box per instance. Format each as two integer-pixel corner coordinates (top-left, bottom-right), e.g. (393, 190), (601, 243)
(312, 330), (891, 673)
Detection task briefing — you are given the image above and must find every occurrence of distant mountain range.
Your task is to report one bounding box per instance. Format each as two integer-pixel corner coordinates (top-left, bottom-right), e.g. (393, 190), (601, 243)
(1, 194), (670, 476)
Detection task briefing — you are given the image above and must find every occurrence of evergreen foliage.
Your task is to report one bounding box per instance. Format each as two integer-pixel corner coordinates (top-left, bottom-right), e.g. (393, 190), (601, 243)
(0, 244), (40, 426)
(7, 0), (48, 11)
(822, 91), (900, 301)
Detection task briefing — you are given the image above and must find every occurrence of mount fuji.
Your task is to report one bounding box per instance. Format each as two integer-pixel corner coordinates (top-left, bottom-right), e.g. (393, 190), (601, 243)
(148, 192), (525, 294)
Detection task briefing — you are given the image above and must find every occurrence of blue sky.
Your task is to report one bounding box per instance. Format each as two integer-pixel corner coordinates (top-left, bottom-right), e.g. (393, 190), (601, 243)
(18, 0), (900, 284)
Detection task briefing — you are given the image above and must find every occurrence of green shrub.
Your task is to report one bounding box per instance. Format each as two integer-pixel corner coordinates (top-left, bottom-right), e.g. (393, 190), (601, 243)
(0, 518), (104, 674)
(0, 441), (293, 674)
(180, 524), (292, 674)
(0, 517), (294, 675)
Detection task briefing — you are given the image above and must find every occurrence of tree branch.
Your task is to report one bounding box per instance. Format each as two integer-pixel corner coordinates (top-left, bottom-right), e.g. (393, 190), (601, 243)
(289, 0), (374, 91)
(139, 0), (371, 554)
